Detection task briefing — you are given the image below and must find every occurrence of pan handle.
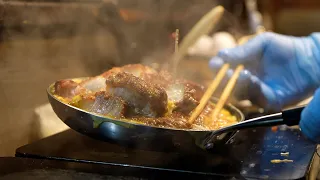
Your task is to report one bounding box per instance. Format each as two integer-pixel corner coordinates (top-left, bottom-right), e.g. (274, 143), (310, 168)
(204, 105), (306, 149)
(282, 105), (306, 126)
(212, 105), (306, 134)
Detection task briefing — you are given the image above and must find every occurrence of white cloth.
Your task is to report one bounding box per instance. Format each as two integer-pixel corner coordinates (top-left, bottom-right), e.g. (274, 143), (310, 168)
(34, 103), (69, 139)
(188, 32), (237, 57)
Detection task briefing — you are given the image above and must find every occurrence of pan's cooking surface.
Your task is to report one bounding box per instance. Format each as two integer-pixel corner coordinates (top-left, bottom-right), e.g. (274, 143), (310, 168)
(47, 64), (245, 150)
(47, 87), (244, 150)
(48, 79), (243, 132)
(15, 123), (317, 179)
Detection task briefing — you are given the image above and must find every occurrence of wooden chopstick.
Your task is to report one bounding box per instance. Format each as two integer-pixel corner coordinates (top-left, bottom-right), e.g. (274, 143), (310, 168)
(174, 29), (179, 53)
(171, 6), (224, 75)
(189, 27), (262, 127)
(188, 64), (230, 124)
(208, 65), (244, 126)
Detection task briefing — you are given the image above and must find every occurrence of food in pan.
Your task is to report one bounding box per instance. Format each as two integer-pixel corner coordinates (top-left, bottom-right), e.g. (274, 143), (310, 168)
(52, 64), (237, 130)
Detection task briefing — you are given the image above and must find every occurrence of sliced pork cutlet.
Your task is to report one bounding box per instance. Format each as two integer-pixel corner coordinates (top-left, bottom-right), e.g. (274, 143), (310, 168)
(54, 80), (85, 99)
(166, 80), (205, 115)
(105, 72), (168, 118)
(74, 91), (126, 119)
(54, 64), (166, 99)
(54, 75), (107, 99)
(101, 64), (172, 87)
(78, 76), (106, 93)
(101, 64), (154, 78)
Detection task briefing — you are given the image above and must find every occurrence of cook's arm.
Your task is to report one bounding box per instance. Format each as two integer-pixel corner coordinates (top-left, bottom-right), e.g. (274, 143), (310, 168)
(300, 33), (320, 142)
(209, 32), (320, 142)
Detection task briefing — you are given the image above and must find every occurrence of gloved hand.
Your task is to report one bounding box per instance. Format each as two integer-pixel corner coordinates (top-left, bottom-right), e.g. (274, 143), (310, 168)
(301, 88), (320, 142)
(209, 32), (320, 143)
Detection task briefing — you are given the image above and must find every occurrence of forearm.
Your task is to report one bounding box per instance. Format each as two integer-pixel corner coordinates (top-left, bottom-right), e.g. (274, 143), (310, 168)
(290, 33), (320, 93)
(307, 33), (320, 86)
(298, 33), (320, 143)
(300, 87), (320, 143)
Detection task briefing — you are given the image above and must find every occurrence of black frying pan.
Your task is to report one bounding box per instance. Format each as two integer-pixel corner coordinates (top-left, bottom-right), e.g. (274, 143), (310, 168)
(47, 79), (304, 150)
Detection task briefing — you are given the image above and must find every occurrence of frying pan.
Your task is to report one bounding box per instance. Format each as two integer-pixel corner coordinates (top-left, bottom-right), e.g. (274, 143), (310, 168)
(47, 79), (304, 150)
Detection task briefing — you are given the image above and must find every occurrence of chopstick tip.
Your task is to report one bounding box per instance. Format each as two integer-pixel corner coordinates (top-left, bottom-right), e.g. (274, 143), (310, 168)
(215, 5), (225, 13)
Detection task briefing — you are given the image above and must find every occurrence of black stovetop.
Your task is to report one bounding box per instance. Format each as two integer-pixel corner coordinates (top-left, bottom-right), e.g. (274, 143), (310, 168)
(0, 157), (221, 180)
(11, 123), (317, 180)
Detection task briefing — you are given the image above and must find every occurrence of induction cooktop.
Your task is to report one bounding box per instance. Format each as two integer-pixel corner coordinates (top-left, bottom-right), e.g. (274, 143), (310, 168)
(14, 123), (318, 180)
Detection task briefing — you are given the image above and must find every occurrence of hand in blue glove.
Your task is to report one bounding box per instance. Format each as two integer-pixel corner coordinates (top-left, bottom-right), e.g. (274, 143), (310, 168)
(209, 32), (320, 143)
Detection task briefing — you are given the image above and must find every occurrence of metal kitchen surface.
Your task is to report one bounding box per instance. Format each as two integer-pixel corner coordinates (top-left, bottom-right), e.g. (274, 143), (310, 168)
(14, 124), (318, 179)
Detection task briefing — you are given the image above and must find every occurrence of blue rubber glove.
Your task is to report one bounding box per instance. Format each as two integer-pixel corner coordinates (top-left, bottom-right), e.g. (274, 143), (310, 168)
(209, 32), (320, 143)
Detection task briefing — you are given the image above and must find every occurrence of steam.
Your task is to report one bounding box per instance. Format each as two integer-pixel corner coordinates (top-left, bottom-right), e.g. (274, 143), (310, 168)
(0, 0), (251, 156)
(1, 0), (248, 75)
(139, 1), (247, 74)
(0, 0), (249, 92)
